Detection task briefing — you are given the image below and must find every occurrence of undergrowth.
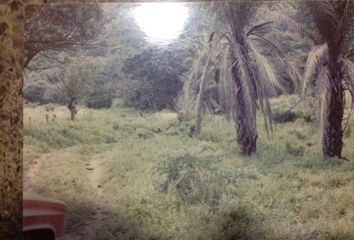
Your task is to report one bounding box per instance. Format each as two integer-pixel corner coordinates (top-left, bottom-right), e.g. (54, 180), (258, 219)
(24, 96), (354, 240)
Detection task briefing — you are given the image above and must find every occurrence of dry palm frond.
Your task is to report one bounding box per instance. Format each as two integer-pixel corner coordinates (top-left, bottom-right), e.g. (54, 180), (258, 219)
(182, 31), (231, 119)
(274, 12), (320, 44)
(341, 57), (354, 130)
(302, 43), (329, 95)
(341, 58), (354, 101)
(247, 39), (286, 94)
(248, 33), (302, 92)
(247, 40), (279, 136)
(219, 45), (235, 118)
(246, 21), (273, 37)
(287, 60), (302, 93)
(182, 41), (208, 117)
(344, 48), (354, 59)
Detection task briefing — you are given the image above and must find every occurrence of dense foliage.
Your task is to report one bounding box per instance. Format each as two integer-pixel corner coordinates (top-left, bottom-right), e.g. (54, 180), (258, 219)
(122, 45), (193, 110)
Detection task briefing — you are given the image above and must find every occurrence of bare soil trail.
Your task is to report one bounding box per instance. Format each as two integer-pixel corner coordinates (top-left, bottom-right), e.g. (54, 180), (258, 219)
(62, 154), (111, 240)
(85, 154), (110, 238)
(24, 153), (48, 192)
(25, 151), (111, 240)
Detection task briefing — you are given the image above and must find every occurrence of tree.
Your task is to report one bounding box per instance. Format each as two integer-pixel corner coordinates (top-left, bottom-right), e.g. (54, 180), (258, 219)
(181, 4), (233, 125)
(194, 35), (214, 137)
(24, 3), (104, 69)
(122, 45), (193, 110)
(222, 2), (300, 154)
(181, 3), (300, 145)
(300, 0), (354, 158)
(47, 64), (95, 120)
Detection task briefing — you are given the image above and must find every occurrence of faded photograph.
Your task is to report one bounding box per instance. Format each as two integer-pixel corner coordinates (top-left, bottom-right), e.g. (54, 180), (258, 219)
(23, 1), (354, 240)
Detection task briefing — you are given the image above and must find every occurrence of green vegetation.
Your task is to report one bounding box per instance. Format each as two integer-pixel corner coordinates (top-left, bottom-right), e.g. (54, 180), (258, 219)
(24, 96), (354, 240)
(23, 2), (354, 240)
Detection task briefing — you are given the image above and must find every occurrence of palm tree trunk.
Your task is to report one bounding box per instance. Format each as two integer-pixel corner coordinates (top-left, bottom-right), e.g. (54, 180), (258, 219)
(230, 46), (258, 155)
(322, 61), (344, 158)
(195, 54), (212, 137)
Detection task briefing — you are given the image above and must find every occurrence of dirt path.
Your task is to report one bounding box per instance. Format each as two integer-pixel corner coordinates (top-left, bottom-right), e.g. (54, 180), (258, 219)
(86, 154), (109, 221)
(26, 152), (111, 240)
(24, 154), (46, 192)
(63, 154), (110, 240)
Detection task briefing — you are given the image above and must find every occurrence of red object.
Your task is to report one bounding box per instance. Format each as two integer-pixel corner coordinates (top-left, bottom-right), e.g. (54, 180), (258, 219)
(23, 192), (66, 240)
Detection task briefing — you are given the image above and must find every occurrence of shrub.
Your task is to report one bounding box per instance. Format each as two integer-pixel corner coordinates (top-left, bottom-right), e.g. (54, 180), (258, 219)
(286, 142), (305, 156)
(24, 81), (66, 105)
(344, 125), (351, 138)
(121, 45), (191, 110)
(112, 122), (120, 130)
(44, 103), (56, 112)
(154, 150), (229, 207)
(273, 111), (301, 123)
(85, 90), (113, 109)
(136, 128), (153, 139)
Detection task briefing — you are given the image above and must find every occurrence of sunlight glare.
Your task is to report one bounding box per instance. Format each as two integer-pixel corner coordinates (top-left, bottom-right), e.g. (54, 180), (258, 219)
(134, 3), (189, 44)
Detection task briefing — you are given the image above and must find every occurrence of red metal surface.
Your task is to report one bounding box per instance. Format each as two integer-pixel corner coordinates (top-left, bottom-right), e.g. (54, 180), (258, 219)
(23, 192), (66, 238)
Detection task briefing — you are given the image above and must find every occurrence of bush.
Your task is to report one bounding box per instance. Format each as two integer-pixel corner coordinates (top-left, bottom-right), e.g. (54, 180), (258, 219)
(24, 81), (66, 105)
(154, 150), (229, 207)
(84, 90), (113, 109)
(344, 125), (351, 138)
(286, 142), (305, 156)
(121, 45), (191, 110)
(136, 128), (153, 139)
(44, 103), (56, 112)
(273, 111), (301, 123)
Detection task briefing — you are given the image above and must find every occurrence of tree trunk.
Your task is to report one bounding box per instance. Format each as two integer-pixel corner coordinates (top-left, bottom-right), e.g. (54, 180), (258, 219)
(194, 53), (212, 137)
(68, 101), (77, 121)
(230, 43), (258, 155)
(322, 60), (344, 158)
(70, 108), (76, 121)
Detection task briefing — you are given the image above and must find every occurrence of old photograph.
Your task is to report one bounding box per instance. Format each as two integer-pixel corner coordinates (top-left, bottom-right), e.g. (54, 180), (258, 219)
(22, 1), (354, 239)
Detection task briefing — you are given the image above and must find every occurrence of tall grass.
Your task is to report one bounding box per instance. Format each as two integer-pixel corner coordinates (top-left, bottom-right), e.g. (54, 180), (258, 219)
(24, 96), (354, 240)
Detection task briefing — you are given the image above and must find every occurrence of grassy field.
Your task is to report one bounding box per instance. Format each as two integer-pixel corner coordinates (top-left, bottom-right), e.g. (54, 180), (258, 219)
(24, 96), (354, 240)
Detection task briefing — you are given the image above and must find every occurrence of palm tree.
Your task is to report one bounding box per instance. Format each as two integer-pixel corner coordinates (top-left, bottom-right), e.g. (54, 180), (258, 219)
(223, 2), (300, 154)
(182, 2), (300, 154)
(300, 0), (354, 158)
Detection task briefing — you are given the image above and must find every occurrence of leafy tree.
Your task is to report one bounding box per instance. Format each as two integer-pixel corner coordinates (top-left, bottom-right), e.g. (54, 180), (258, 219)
(84, 78), (113, 109)
(122, 45), (193, 110)
(299, 0), (354, 158)
(24, 3), (104, 69)
(46, 63), (96, 120)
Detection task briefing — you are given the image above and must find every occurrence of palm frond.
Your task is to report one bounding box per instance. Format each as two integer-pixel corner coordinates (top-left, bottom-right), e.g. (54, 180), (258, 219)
(219, 45), (235, 118)
(246, 21), (273, 37)
(344, 48), (354, 59)
(274, 13), (320, 44)
(304, 0), (354, 45)
(248, 34), (302, 92)
(247, 39), (286, 94)
(302, 43), (329, 95)
(182, 46), (208, 117)
(341, 58), (354, 113)
(342, 54), (354, 132)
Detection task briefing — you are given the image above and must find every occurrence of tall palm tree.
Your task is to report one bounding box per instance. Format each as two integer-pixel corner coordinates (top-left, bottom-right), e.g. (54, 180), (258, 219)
(300, 0), (354, 158)
(183, 2), (300, 154)
(224, 2), (300, 154)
